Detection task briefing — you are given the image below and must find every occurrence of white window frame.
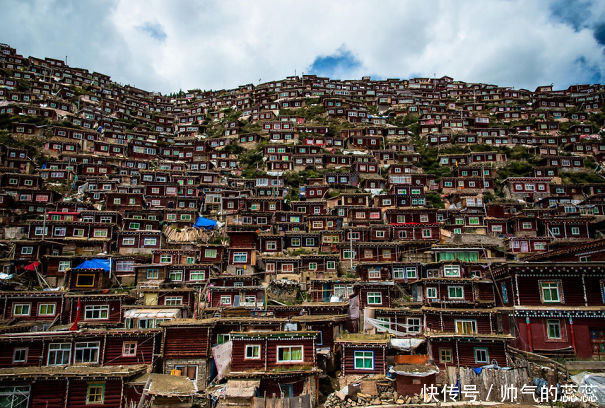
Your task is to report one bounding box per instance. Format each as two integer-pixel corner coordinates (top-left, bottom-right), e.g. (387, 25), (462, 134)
(353, 350), (374, 370)
(276, 345), (304, 363)
(84, 305), (109, 320)
(245, 344), (261, 359)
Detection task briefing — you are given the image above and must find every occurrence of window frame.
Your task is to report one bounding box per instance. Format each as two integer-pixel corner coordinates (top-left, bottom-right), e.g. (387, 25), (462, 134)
(13, 303), (31, 316)
(353, 350), (374, 370)
(245, 344), (261, 360)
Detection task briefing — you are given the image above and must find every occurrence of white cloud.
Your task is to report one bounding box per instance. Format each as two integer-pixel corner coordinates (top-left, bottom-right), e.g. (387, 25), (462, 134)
(0, 0), (603, 93)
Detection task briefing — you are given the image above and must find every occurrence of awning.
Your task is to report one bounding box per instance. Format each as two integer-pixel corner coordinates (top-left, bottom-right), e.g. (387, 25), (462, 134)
(74, 259), (110, 272)
(124, 309), (181, 319)
(193, 216), (217, 230)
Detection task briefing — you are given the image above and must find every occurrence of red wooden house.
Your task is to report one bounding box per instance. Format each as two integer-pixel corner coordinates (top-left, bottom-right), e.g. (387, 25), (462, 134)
(493, 262), (605, 359)
(229, 331), (320, 399)
(335, 333), (389, 376)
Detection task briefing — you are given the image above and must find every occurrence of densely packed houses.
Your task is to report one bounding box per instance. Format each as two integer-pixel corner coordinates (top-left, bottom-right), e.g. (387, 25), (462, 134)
(0, 42), (604, 407)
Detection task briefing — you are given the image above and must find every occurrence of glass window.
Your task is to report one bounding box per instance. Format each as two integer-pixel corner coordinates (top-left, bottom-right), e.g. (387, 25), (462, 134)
(277, 346), (303, 362)
(448, 286), (464, 299)
(245, 344), (261, 359)
(407, 318), (421, 334)
(13, 348), (28, 363)
(455, 320), (477, 334)
(439, 348), (452, 363)
(47, 343), (71, 366)
(169, 270), (183, 281)
(86, 383), (105, 404)
(354, 351), (374, 370)
(122, 341), (137, 356)
(541, 282), (560, 303)
(443, 265), (460, 277)
(547, 319), (562, 339)
(474, 348), (489, 364)
(74, 342), (100, 364)
(38, 303), (56, 316)
(13, 304), (30, 316)
(367, 292), (382, 305)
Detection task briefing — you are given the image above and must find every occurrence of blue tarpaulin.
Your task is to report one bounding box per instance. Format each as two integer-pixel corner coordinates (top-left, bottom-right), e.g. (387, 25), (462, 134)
(193, 217), (217, 230)
(73, 259), (111, 272)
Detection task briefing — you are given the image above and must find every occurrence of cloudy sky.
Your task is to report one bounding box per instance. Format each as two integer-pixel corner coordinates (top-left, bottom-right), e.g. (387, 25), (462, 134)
(1, 0), (604, 94)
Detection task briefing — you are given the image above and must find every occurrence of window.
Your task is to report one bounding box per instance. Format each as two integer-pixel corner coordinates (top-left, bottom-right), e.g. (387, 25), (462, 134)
(217, 334), (230, 345)
(368, 268), (381, 279)
(84, 305), (109, 320)
(327, 261), (336, 270)
(546, 320), (562, 339)
(58, 261), (71, 272)
(190, 270), (205, 281)
(439, 348), (452, 363)
(343, 250), (355, 259)
(245, 344), (261, 359)
(169, 270), (183, 281)
(501, 283), (508, 303)
(13, 348), (27, 363)
(540, 281), (561, 303)
(74, 342), (100, 364)
(20, 246), (33, 255)
(47, 343), (71, 366)
(220, 296), (231, 305)
(93, 229), (107, 238)
(571, 227), (580, 236)
(38, 303), (56, 316)
(367, 292), (382, 305)
(443, 265), (460, 277)
(86, 383), (105, 404)
(233, 252), (248, 263)
(13, 304), (30, 316)
(354, 351), (374, 370)
(407, 318), (421, 334)
(422, 229), (432, 238)
(448, 286), (464, 299)
(455, 320), (477, 334)
(143, 238), (157, 246)
(375, 317), (390, 332)
(146, 268), (159, 279)
(205, 249), (218, 258)
(277, 346), (303, 362)
(122, 237), (135, 246)
(122, 341), (137, 356)
(426, 287), (437, 299)
(160, 255), (172, 263)
(165, 296), (182, 306)
(474, 348), (489, 364)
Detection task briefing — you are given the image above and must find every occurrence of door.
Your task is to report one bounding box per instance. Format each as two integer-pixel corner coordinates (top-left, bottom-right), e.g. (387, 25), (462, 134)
(280, 384), (294, 398)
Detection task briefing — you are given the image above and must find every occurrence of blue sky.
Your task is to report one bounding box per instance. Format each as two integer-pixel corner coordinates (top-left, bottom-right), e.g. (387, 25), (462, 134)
(0, 0), (603, 93)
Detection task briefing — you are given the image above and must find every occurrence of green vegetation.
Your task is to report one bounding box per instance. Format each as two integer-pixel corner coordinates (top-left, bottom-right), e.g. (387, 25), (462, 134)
(425, 192), (445, 209)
